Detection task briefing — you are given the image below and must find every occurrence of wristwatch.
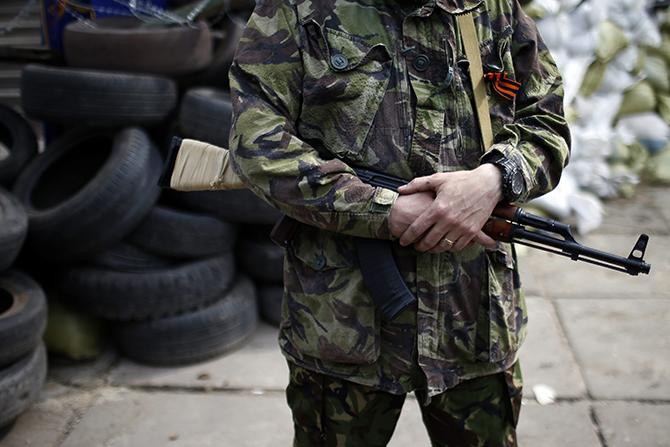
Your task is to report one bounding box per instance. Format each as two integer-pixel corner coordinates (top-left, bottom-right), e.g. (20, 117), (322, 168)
(485, 156), (525, 203)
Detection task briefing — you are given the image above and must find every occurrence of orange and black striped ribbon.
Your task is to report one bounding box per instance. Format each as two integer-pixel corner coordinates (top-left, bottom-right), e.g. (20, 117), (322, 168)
(484, 72), (521, 100)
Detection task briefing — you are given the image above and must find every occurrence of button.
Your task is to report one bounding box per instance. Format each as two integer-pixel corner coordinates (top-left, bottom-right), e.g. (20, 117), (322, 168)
(443, 67), (454, 87)
(413, 54), (430, 71)
(331, 54), (349, 70)
(312, 255), (327, 270)
(485, 63), (503, 73)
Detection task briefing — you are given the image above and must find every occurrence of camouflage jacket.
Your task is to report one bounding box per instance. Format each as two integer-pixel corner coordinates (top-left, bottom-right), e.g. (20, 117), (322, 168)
(229, 0), (570, 397)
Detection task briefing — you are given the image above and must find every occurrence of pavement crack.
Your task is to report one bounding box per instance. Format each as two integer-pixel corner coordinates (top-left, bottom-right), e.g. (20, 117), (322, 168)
(589, 405), (610, 447)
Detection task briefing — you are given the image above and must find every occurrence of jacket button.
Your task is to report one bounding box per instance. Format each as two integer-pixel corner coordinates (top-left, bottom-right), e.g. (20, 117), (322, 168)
(331, 54), (349, 70)
(312, 255), (327, 270)
(413, 54), (430, 71)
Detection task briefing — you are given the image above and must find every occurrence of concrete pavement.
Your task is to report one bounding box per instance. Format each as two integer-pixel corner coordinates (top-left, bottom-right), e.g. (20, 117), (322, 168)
(2, 186), (669, 447)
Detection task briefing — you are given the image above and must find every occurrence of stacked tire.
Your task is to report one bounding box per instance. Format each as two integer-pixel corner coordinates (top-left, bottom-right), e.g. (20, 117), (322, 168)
(0, 102), (47, 432)
(3, 0), (272, 372)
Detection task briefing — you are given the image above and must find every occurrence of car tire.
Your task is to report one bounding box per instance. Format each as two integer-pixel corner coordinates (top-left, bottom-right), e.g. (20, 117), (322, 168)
(167, 188), (282, 225)
(127, 203), (238, 259)
(20, 64), (177, 128)
(58, 253), (236, 321)
(0, 343), (47, 429)
(178, 87), (233, 148)
(112, 275), (258, 365)
(258, 283), (283, 326)
(237, 237), (285, 283)
(88, 242), (176, 273)
(0, 188), (27, 272)
(0, 104), (38, 187)
(0, 270), (47, 368)
(12, 128), (162, 262)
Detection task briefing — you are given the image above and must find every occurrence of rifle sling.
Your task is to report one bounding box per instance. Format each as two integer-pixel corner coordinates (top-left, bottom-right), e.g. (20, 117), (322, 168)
(457, 11), (494, 150)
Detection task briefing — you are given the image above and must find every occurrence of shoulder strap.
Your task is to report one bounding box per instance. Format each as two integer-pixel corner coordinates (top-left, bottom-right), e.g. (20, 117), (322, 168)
(457, 12), (494, 151)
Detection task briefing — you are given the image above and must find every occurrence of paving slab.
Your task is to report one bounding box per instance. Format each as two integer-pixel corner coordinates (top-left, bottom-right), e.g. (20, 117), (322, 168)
(108, 322), (289, 392)
(591, 188), (669, 235)
(520, 234), (669, 299)
(0, 381), (98, 447)
(516, 249), (544, 297)
(58, 388), (293, 447)
(555, 299), (670, 400)
(518, 297), (587, 400)
(48, 347), (120, 388)
(593, 402), (670, 447)
(53, 387), (432, 447)
(648, 186), (670, 224)
(516, 402), (602, 447)
(388, 394), (432, 447)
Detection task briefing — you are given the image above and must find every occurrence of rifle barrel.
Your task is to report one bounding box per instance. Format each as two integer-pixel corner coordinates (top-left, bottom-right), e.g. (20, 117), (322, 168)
(513, 227), (650, 276)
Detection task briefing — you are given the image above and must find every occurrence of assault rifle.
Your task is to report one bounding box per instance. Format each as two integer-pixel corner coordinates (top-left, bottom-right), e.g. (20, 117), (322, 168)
(159, 138), (651, 320)
(270, 167), (651, 320)
(352, 167), (651, 276)
(342, 167), (651, 319)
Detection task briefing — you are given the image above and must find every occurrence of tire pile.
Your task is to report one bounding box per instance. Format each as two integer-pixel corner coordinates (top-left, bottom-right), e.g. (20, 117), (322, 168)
(0, 0), (287, 432)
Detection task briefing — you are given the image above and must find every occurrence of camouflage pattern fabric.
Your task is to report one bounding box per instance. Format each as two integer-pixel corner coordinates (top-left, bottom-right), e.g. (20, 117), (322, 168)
(287, 361), (523, 446)
(229, 0), (570, 398)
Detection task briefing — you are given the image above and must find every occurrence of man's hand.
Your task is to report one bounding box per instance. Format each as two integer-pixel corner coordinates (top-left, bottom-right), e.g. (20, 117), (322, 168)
(389, 191), (435, 240)
(395, 164), (504, 253)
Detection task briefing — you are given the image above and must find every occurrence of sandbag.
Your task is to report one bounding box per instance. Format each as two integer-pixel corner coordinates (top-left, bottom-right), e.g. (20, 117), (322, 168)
(616, 81), (657, 118)
(616, 113), (670, 153)
(596, 21), (630, 63)
(641, 53), (670, 94)
(43, 298), (106, 361)
(644, 146), (670, 184)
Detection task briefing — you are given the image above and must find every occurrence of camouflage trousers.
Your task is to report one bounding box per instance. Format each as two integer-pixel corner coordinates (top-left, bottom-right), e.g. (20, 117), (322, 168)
(286, 361), (523, 447)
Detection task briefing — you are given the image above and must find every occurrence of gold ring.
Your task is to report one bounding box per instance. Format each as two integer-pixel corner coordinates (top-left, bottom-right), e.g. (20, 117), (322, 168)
(443, 237), (454, 246)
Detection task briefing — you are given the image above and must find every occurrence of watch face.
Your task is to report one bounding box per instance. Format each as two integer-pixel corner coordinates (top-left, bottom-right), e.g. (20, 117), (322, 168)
(511, 171), (524, 196)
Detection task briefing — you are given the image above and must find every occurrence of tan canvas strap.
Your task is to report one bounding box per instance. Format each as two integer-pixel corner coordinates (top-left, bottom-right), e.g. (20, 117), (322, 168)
(457, 12), (494, 151)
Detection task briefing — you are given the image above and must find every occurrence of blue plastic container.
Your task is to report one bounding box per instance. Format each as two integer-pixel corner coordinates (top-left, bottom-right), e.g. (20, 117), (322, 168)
(90, 0), (168, 18)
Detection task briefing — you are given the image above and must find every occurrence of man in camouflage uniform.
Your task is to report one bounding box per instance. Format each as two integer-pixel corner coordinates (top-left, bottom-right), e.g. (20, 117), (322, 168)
(229, 0), (570, 444)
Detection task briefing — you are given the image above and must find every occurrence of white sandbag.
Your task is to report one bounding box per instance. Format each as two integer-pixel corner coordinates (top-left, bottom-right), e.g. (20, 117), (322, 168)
(562, 56), (595, 106)
(610, 45), (639, 74)
(572, 93), (625, 136)
(573, 125), (614, 160)
(536, 13), (572, 51)
(529, 172), (605, 234)
(567, 159), (618, 198)
(566, 27), (600, 58)
(608, 0), (661, 47)
(596, 48), (642, 96)
(616, 113), (670, 153)
(627, 10), (662, 47)
(572, 0), (609, 30)
(570, 190), (604, 234)
(533, 0), (561, 16)
(646, 146), (670, 184)
(529, 170), (579, 219)
(641, 53), (670, 93)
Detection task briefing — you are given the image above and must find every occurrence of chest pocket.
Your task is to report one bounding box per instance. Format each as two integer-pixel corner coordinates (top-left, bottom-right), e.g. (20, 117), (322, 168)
(299, 20), (393, 162)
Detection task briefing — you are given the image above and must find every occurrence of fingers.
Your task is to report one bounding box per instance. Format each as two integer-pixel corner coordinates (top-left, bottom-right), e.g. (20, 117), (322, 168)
(427, 236), (456, 254)
(397, 175), (438, 195)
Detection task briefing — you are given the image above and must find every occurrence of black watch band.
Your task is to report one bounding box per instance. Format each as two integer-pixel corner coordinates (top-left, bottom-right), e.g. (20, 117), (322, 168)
(485, 156), (525, 203)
